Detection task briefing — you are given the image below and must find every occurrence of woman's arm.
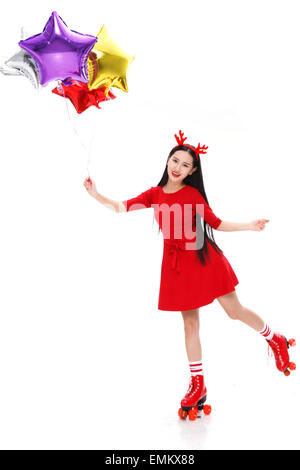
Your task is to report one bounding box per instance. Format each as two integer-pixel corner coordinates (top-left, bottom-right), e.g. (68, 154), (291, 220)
(217, 219), (270, 232)
(94, 192), (126, 212)
(83, 177), (125, 213)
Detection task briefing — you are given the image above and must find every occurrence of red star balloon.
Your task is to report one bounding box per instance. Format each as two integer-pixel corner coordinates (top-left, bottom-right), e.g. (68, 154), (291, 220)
(52, 78), (116, 113)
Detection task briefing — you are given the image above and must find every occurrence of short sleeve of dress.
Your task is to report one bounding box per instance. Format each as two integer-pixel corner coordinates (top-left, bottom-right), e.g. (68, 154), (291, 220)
(122, 187), (154, 212)
(195, 190), (222, 229)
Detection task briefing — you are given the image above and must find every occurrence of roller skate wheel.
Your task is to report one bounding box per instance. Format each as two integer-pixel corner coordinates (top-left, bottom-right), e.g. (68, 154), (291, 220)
(178, 408), (187, 419)
(188, 409), (198, 421)
(203, 404), (212, 415)
(284, 369), (291, 376)
(289, 362), (296, 371)
(289, 339), (296, 347)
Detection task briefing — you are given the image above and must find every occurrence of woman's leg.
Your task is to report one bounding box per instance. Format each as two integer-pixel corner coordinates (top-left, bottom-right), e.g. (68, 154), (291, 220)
(216, 290), (265, 331)
(216, 290), (297, 375)
(181, 308), (202, 361)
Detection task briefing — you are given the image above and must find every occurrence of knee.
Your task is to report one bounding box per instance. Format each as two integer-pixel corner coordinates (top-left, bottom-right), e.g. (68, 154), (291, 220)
(183, 317), (199, 335)
(225, 305), (244, 320)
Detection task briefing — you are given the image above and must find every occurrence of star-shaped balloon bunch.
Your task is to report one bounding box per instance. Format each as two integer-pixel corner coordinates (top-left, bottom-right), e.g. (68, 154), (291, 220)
(0, 11), (134, 113)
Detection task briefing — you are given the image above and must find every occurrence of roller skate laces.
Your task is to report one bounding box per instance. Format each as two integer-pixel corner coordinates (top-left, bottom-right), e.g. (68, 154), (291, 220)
(267, 333), (296, 376)
(178, 375), (212, 421)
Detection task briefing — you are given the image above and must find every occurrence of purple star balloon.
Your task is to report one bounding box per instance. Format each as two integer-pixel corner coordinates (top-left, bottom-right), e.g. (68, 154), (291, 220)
(18, 11), (97, 86)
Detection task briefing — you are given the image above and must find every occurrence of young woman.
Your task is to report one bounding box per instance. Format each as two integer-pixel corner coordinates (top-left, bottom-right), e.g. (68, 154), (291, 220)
(83, 130), (296, 421)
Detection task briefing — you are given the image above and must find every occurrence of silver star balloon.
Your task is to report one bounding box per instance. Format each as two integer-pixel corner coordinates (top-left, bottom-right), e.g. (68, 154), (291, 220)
(0, 28), (40, 89)
(0, 48), (40, 89)
(0, 63), (20, 76)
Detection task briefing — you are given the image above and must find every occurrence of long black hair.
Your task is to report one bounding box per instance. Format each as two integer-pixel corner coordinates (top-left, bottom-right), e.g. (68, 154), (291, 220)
(156, 145), (223, 265)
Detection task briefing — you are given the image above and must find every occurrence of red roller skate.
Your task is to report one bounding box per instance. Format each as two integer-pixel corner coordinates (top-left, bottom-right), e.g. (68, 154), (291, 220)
(178, 375), (212, 421)
(267, 333), (296, 376)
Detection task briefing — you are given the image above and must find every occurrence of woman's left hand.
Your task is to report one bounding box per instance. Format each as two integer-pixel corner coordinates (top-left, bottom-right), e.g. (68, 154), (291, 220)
(249, 219), (270, 231)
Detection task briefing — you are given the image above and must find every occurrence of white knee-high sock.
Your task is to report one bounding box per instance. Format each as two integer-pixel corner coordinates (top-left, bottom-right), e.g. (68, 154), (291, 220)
(189, 361), (203, 376)
(258, 323), (274, 341)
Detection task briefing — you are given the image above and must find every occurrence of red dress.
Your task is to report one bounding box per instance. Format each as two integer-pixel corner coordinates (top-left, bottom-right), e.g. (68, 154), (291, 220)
(122, 185), (239, 311)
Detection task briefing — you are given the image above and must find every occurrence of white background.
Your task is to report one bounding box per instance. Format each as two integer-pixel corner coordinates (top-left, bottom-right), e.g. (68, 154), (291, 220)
(0, 0), (299, 450)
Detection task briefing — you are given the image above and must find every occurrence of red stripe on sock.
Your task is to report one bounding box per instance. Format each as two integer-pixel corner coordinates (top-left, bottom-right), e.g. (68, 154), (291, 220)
(261, 326), (268, 336)
(261, 325), (271, 337)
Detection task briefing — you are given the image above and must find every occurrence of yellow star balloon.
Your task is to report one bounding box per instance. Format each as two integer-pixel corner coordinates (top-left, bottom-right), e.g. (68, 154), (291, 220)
(87, 25), (135, 93)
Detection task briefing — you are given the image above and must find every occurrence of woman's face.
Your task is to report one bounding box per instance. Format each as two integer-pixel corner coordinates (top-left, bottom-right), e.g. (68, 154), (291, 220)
(167, 150), (197, 184)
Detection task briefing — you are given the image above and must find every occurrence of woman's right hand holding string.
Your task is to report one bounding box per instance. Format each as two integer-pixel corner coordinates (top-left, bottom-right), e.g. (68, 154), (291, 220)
(83, 176), (98, 199)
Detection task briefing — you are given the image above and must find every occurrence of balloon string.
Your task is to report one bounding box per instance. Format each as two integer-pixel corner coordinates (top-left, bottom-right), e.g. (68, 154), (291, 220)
(57, 80), (95, 177)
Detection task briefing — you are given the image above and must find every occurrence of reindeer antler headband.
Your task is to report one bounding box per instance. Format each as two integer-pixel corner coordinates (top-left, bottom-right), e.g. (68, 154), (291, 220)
(173, 130), (208, 161)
